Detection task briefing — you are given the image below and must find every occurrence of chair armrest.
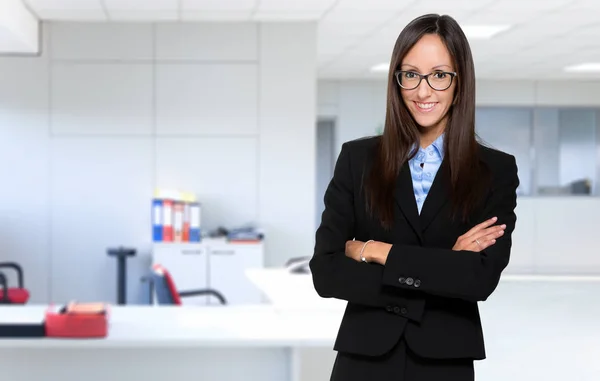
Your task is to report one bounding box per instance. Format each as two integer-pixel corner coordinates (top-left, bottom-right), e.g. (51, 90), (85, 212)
(0, 262), (24, 288)
(179, 289), (227, 305)
(0, 272), (8, 303)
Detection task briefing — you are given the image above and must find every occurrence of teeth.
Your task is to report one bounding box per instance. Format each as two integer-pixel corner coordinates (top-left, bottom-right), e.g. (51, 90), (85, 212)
(417, 102), (435, 109)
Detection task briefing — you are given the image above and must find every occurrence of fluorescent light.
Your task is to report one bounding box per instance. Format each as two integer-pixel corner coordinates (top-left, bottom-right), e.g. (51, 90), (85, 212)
(564, 63), (600, 72)
(461, 24), (511, 39)
(370, 62), (390, 72)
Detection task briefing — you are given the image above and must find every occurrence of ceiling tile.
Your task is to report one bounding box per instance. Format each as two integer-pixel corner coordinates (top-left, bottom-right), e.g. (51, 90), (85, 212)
(103, 0), (177, 11)
(24, 0), (102, 8)
(33, 9), (106, 20)
(405, 0), (495, 12)
(107, 10), (178, 21)
(464, 10), (538, 24)
(334, 0), (415, 11)
(181, 0), (257, 11)
(253, 11), (324, 20)
(320, 9), (398, 37)
(257, 0), (337, 12)
(484, 0), (573, 11)
(181, 11), (253, 21)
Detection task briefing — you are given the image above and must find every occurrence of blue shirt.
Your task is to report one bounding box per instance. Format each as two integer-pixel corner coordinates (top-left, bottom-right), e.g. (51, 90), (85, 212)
(408, 134), (445, 214)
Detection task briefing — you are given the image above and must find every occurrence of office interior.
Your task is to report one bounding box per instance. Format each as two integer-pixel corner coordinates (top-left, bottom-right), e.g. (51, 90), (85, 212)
(0, 0), (598, 380)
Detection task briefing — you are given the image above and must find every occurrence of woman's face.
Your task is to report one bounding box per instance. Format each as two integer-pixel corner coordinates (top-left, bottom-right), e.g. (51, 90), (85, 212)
(399, 34), (456, 134)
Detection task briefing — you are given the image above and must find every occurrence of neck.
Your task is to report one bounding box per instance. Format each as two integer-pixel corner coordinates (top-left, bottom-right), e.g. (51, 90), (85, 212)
(419, 124), (445, 148)
(418, 113), (448, 148)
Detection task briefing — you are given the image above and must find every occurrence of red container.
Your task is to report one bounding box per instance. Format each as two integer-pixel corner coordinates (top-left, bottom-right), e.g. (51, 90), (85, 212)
(45, 304), (109, 338)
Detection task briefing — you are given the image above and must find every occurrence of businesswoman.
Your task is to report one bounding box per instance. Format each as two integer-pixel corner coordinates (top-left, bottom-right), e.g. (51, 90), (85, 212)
(310, 13), (519, 381)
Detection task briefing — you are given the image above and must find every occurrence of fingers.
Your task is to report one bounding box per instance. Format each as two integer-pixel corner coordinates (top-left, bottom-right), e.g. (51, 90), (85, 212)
(470, 224), (506, 252)
(463, 216), (498, 239)
(472, 224), (506, 242)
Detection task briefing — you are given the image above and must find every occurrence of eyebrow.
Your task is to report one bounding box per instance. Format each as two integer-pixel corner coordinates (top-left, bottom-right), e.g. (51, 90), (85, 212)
(401, 64), (453, 71)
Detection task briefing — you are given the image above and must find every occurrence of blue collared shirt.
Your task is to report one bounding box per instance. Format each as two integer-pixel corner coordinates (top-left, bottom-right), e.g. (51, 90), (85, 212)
(408, 134), (445, 214)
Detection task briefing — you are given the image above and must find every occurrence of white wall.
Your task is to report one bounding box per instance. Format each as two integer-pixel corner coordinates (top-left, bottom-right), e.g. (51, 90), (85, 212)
(0, 21), (317, 304)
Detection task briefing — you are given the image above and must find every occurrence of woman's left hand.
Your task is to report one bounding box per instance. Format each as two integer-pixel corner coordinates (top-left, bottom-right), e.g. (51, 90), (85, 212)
(345, 240), (392, 265)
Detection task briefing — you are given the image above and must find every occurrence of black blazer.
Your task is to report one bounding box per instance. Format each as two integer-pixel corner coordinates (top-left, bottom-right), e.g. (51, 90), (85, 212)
(310, 136), (519, 360)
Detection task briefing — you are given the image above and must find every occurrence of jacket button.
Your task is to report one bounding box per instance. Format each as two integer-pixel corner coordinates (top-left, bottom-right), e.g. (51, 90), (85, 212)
(406, 277), (414, 286)
(414, 279), (421, 288)
(398, 277), (406, 284)
(400, 307), (408, 315)
(386, 305), (393, 312)
(393, 306), (400, 314)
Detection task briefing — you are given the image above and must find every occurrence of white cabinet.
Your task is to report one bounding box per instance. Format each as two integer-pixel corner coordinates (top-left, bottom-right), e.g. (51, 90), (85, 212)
(151, 239), (264, 306)
(208, 242), (264, 306)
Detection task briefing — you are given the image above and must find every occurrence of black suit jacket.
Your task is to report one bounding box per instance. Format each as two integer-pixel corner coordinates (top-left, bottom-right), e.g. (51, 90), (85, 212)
(310, 136), (519, 360)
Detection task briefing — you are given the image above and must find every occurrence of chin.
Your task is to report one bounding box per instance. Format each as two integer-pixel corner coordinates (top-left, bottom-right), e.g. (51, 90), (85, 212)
(411, 115), (444, 129)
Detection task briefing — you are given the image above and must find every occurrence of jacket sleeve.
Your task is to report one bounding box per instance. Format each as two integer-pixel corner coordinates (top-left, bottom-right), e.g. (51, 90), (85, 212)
(309, 143), (421, 315)
(381, 155), (520, 302)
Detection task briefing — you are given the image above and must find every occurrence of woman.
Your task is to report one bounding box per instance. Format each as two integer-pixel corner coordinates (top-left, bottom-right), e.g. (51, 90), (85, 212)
(309, 13), (519, 381)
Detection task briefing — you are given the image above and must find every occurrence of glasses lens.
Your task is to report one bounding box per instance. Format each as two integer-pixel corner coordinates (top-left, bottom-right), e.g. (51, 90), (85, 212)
(428, 72), (452, 90)
(398, 71), (420, 89)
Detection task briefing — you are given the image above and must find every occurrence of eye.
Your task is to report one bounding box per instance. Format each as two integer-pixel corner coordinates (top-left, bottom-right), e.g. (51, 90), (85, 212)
(404, 71), (418, 78)
(432, 71), (447, 79)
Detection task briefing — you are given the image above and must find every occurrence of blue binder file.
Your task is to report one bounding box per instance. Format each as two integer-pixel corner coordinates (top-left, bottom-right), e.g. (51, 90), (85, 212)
(152, 199), (163, 242)
(189, 202), (201, 242)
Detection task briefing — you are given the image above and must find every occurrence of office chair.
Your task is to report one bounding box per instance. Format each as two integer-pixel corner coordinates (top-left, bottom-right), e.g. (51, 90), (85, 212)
(143, 264), (227, 306)
(0, 262), (30, 304)
(284, 256), (311, 274)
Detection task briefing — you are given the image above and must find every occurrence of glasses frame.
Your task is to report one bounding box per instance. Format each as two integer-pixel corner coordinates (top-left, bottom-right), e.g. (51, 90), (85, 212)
(394, 70), (457, 91)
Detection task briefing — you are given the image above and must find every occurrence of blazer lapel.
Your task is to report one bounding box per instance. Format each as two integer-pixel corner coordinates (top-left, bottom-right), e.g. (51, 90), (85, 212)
(419, 160), (450, 232)
(395, 161), (423, 243)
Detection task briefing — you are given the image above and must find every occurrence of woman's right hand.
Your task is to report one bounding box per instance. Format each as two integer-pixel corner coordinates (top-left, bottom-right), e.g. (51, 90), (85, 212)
(452, 216), (506, 252)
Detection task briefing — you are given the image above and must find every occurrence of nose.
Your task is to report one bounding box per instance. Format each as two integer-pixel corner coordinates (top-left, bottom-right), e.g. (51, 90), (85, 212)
(417, 76), (432, 99)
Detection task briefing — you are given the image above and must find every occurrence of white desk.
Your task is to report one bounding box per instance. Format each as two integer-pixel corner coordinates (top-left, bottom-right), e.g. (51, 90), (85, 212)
(1, 276), (599, 381)
(0, 305), (341, 381)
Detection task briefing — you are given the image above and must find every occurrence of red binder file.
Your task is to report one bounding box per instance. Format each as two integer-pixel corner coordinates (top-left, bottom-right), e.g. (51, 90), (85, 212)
(173, 202), (184, 242)
(162, 200), (173, 242)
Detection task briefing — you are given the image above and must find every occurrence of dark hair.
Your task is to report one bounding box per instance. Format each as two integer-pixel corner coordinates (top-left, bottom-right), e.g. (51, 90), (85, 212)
(366, 13), (489, 228)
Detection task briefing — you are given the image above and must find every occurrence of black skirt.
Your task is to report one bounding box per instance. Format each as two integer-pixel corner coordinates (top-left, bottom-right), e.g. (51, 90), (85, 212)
(330, 337), (475, 381)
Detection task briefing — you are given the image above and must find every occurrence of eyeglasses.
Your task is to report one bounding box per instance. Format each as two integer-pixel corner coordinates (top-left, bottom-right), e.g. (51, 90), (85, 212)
(394, 70), (457, 91)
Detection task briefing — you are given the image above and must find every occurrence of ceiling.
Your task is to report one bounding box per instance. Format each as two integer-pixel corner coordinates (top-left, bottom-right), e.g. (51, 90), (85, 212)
(18, 0), (600, 79)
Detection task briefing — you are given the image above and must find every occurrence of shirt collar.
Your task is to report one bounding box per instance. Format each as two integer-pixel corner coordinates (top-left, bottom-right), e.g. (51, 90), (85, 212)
(410, 133), (445, 160)
(430, 133), (445, 159)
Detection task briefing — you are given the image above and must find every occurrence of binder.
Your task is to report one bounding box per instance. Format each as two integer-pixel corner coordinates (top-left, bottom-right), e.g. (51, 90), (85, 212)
(182, 202), (191, 242)
(162, 199), (173, 242)
(152, 199), (163, 242)
(173, 202), (184, 242)
(189, 202), (201, 242)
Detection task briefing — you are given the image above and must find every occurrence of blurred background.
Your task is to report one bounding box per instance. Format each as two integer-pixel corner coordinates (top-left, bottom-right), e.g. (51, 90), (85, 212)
(0, 0), (599, 379)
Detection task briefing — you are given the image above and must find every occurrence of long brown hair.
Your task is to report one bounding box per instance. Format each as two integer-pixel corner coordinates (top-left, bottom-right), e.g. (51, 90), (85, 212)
(366, 13), (489, 228)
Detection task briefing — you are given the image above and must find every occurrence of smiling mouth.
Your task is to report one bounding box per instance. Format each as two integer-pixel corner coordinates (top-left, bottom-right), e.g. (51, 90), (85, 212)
(414, 102), (437, 112)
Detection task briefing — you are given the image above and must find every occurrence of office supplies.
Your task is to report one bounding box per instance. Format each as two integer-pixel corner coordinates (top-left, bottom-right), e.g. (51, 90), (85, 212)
(173, 202), (184, 242)
(162, 199), (173, 242)
(152, 199), (163, 242)
(45, 302), (109, 338)
(189, 202), (201, 242)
